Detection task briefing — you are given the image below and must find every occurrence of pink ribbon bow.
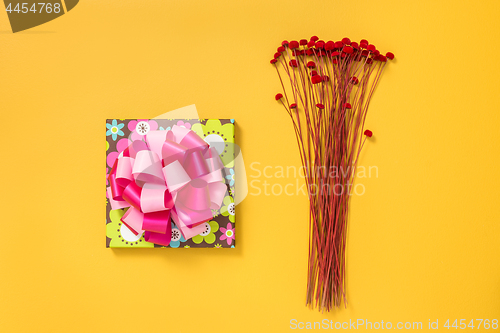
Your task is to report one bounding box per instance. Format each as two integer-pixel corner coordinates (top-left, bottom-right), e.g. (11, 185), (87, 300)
(107, 125), (227, 246)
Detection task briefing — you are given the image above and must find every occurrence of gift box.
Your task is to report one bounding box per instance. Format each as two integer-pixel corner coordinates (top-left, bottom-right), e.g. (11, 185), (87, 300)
(106, 119), (236, 248)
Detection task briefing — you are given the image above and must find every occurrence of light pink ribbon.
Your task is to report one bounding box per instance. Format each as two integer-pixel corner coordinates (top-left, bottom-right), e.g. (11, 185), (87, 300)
(107, 125), (227, 246)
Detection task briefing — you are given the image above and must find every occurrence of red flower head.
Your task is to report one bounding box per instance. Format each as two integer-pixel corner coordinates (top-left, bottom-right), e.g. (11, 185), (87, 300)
(366, 58), (373, 64)
(343, 103), (352, 109)
(307, 61), (316, 68)
(275, 93), (283, 100)
(282, 40), (289, 47)
(360, 39), (369, 45)
(306, 49), (314, 56)
(270, 59), (277, 64)
(277, 46), (285, 53)
(311, 70), (318, 76)
(322, 75), (330, 82)
(307, 40), (315, 48)
(351, 42), (359, 49)
(373, 49), (380, 56)
(289, 40), (300, 49)
(377, 55), (387, 62)
(386, 52), (395, 60)
(316, 41), (325, 49)
(331, 51), (340, 57)
(311, 75), (322, 84)
(310, 35), (319, 42)
(325, 41), (335, 50)
(350, 77), (359, 85)
(344, 46), (354, 54)
(289, 103), (297, 109)
(334, 41), (343, 49)
(274, 52), (281, 59)
(289, 59), (298, 67)
(364, 129), (373, 137)
(300, 39), (308, 46)
(342, 37), (351, 45)
(367, 44), (376, 52)
(360, 41), (368, 49)
(316, 103), (325, 109)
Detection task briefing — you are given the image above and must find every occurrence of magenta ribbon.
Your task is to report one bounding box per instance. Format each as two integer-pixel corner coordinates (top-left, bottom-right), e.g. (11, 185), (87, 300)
(107, 125), (227, 246)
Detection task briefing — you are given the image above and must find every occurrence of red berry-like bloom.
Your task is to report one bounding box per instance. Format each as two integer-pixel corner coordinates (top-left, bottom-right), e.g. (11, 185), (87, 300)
(278, 46), (285, 53)
(360, 39), (368, 45)
(322, 75), (330, 82)
(343, 103), (352, 109)
(307, 40), (315, 48)
(311, 70), (318, 76)
(310, 36), (319, 42)
(364, 130), (373, 137)
(274, 52), (281, 59)
(306, 49), (314, 56)
(351, 42), (359, 49)
(282, 40), (289, 46)
(289, 59), (298, 67)
(275, 93), (283, 100)
(373, 50), (380, 56)
(290, 40), (299, 49)
(350, 77), (359, 84)
(290, 103), (297, 109)
(316, 103), (325, 109)
(325, 41), (335, 50)
(334, 41), (343, 49)
(366, 58), (373, 64)
(386, 52), (395, 60)
(342, 37), (351, 45)
(377, 55), (387, 62)
(344, 46), (353, 54)
(367, 44), (376, 52)
(270, 59), (277, 64)
(316, 41), (325, 49)
(311, 75), (322, 84)
(307, 61), (316, 68)
(300, 39), (308, 46)
(331, 51), (340, 57)
(360, 42), (368, 49)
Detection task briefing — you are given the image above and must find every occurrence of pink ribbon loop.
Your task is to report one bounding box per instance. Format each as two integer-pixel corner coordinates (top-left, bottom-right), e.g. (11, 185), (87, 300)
(142, 210), (171, 234)
(183, 151), (210, 179)
(162, 140), (187, 166)
(177, 178), (211, 211)
(107, 124), (227, 246)
(122, 181), (142, 212)
(144, 221), (172, 246)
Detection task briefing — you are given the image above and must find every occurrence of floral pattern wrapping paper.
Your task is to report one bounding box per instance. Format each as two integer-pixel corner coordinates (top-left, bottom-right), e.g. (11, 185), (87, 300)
(106, 119), (236, 248)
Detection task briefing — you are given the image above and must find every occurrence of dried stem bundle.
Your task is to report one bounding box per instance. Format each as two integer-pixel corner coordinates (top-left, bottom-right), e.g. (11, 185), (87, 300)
(271, 36), (393, 312)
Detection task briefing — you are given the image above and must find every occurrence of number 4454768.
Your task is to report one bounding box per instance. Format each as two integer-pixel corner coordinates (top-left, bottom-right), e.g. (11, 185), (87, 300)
(6, 3), (62, 14)
(444, 319), (498, 329)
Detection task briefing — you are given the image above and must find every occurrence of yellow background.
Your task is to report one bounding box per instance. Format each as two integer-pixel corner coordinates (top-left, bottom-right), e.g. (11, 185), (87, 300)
(0, 0), (499, 332)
